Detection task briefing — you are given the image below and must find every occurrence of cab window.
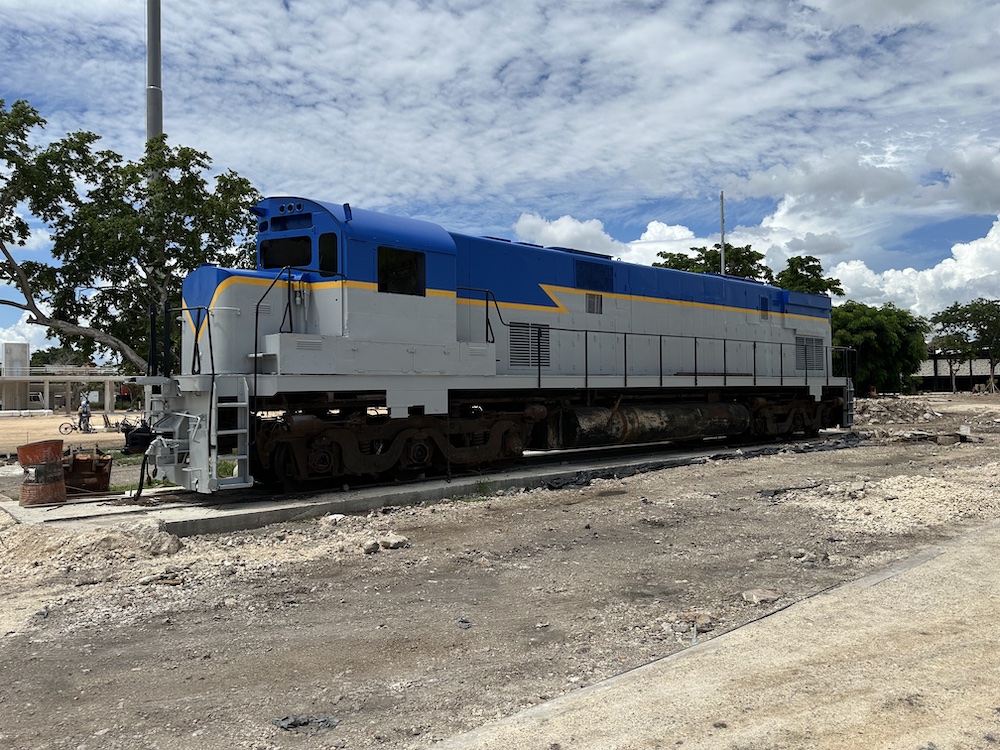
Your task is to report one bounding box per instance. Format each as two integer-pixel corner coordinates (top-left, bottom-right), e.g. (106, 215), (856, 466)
(259, 237), (311, 269)
(319, 233), (338, 276)
(378, 247), (425, 296)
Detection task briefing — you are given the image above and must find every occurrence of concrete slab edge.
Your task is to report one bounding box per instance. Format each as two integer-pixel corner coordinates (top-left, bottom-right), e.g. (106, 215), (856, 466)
(433, 517), (1000, 749)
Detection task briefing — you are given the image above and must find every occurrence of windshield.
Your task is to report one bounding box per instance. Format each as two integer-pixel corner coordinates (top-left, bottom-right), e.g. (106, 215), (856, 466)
(259, 237), (311, 269)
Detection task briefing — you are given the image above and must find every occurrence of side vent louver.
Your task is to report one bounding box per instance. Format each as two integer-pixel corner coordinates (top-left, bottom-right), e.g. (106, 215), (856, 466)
(509, 322), (550, 367)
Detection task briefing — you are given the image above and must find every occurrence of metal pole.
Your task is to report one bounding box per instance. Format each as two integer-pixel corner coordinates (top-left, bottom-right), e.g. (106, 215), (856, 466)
(720, 190), (726, 276)
(146, 0), (163, 141)
(146, 0), (165, 378)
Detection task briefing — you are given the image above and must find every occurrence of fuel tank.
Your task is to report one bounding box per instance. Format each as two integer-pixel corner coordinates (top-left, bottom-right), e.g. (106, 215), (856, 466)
(553, 402), (750, 448)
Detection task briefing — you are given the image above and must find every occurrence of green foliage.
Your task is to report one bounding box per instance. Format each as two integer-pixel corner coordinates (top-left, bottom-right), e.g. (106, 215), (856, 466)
(832, 301), (929, 394)
(0, 99), (261, 369)
(964, 298), (1000, 368)
(653, 243), (847, 298)
(653, 242), (774, 284)
(924, 299), (1000, 391)
(30, 346), (91, 367)
(774, 255), (844, 296)
(929, 302), (977, 392)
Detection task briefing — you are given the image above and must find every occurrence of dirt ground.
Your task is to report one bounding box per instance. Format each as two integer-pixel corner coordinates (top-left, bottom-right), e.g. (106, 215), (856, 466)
(0, 412), (128, 455)
(1, 394), (999, 749)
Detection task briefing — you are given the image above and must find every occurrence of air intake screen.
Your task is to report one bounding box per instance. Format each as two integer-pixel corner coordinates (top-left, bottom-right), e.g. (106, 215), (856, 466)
(510, 322), (551, 367)
(576, 261), (613, 292)
(795, 336), (824, 371)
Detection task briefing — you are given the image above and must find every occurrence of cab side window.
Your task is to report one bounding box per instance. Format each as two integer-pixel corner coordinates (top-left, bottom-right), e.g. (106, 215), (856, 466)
(319, 233), (338, 276)
(378, 247), (425, 296)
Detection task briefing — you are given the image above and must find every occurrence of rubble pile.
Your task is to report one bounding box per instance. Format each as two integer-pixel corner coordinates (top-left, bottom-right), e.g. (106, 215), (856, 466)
(853, 397), (943, 426)
(0, 518), (183, 571)
(784, 467), (1000, 535)
(963, 410), (1000, 431)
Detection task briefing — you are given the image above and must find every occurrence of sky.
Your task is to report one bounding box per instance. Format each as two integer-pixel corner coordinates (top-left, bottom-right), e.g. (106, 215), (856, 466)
(2, 0), (1000, 354)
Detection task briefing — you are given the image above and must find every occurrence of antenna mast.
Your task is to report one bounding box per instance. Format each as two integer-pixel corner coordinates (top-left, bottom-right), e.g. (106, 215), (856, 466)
(720, 190), (726, 275)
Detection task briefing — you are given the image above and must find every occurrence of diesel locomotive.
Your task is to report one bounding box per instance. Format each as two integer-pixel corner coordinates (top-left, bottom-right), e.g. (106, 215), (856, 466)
(138, 197), (854, 493)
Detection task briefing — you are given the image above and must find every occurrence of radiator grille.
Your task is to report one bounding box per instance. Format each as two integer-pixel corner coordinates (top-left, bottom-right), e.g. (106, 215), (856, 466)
(795, 336), (824, 371)
(509, 322), (550, 367)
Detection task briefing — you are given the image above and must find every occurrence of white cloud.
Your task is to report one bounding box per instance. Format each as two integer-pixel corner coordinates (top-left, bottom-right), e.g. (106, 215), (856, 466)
(0, 311), (57, 358)
(923, 142), (1000, 214)
(513, 213), (626, 255)
(2, 0), (1000, 324)
(832, 216), (1000, 317)
(515, 214), (709, 268)
(639, 222), (697, 243)
(801, 0), (966, 32)
(626, 222), (702, 267)
(511, 210), (1000, 322)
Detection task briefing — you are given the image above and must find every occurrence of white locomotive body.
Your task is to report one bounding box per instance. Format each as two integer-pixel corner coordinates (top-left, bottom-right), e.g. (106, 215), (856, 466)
(139, 197), (853, 493)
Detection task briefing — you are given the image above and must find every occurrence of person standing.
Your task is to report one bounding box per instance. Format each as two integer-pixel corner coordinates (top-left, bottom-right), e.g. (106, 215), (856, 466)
(78, 398), (91, 432)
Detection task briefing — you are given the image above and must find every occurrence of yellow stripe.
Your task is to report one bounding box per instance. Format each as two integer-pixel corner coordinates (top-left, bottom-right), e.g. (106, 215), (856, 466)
(184, 275), (455, 338)
(184, 275), (277, 338)
(185, 274), (828, 340)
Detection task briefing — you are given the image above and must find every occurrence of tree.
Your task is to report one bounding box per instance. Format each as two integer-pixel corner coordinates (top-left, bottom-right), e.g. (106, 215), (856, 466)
(963, 298), (1000, 393)
(653, 242), (774, 283)
(0, 99), (260, 370)
(929, 303), (977, 393)
(30, 346), (91, 368)
(774, 255), (844, 297)
(831, 301), (929, 395)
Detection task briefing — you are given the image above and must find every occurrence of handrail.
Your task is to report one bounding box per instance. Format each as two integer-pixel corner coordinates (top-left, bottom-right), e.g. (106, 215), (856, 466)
(502, 319), (854, 388)
(249, 266), (347, 446)
(456, 286), (497, 343)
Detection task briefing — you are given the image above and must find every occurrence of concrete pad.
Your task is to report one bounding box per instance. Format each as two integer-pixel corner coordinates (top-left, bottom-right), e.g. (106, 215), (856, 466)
(0, 447), (718, 536)
(435, 522), (1000, 749)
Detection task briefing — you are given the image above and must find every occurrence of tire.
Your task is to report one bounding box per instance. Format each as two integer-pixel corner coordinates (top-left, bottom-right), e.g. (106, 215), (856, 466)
(59, 422), (74, 435)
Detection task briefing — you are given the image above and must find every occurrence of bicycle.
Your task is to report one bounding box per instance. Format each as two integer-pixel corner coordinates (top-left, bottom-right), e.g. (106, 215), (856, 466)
(59, 417), (96, 435)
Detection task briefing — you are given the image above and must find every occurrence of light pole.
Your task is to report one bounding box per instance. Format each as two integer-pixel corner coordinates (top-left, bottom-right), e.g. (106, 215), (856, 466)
(146, 0), (162, 141)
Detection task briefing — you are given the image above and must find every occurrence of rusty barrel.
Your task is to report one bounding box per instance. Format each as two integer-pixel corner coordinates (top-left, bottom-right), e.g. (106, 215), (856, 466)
(17, 439), (67, 506)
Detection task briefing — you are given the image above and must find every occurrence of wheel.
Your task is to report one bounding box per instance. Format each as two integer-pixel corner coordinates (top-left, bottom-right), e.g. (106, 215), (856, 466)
(273, 444), (300, 493)
(59, 422), (74, 435)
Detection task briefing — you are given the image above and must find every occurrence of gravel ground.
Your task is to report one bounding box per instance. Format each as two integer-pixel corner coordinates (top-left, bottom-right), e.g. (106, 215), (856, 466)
(1, 394), (998, 749)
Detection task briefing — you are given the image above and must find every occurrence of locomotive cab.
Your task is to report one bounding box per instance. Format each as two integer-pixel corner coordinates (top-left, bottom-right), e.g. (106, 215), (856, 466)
(240, 198), (497, 416)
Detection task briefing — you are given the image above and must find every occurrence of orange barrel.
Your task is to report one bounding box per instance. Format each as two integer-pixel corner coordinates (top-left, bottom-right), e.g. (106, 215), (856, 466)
(17, 440), (67, 506)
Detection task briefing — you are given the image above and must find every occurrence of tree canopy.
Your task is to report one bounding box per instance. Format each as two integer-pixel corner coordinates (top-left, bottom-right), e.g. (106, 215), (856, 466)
(0, 99), (261, 370)
(652, 243), (847, 298)
(30, 345), (91, 368)
(653, 242), (774, 284)
(831, 301), (929, 395)
(961, 298), (1000, 391)
(929, 302), (977, 393)
(774, 255), (844, 296)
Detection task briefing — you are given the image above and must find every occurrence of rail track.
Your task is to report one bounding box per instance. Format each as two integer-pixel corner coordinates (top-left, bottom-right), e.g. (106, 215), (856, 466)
(132, 429), (861, 511)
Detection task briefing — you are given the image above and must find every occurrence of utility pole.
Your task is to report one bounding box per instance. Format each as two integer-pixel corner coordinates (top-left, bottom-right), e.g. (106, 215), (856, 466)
(720, 190), (726, 275)
(146, 0), (167, 376)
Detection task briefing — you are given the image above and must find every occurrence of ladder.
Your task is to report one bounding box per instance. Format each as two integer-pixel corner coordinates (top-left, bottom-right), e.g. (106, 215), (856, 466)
(211, 376), (254, 490)
(843, 378), (856, 428)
